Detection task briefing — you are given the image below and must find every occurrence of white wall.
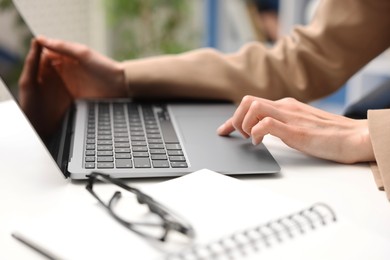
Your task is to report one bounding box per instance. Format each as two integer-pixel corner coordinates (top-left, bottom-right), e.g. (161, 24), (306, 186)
(12, 0), (109, 55)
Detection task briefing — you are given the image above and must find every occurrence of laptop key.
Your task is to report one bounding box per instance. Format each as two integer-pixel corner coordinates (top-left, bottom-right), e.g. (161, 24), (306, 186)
(134, 158), (151, 168)
(97, 162), (114, 169)
(116, 159), (133, 168)
(147, 134), (161, 139)
(131, 141), (147, 146)
(130, 131), (144, 136)
(98, 135), (112, 140)
(133, 152), (149, 157)
(157, 112), (179, 143)
(85, 150), (95, 156)
(98, 130), (111, 135)
(114, 128), (127, 133)
(152, 160), (170, 168)
(171, 162), (188, 168)
(151, 154), (168, 160)
(150, 149), (166, 154)
(115, 143), (130, 148)
(86, 144), (96, 150)
(149, 144), (164, 149)
(114, 133), (128, 137)
(114, 138), (129, 143)
(85, 162), (95, 169)
(166, 143), (182, 150)
(98, 145), (113, 151)
(85, 156), (95, 162)
(115, 148), (131, 153)
(132, 146), (148, 152)
(148, 139), (163, 144)
(167, 150), (184, 156)
(87, 129), (96, 134)
(130, 127), (143, 131)
(169, 156), (186, 162)
(97, 157), (114, 162)
(131, 136), (146, 141)
(115, 153), (131, 159)
(146, 129), (160, 134)
(97, 151), (113, 156)
(97, 140), (113, 145)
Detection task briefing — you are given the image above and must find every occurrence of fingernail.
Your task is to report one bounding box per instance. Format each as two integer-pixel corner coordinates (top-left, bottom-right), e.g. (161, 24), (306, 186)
(252, 138), (258, 145)
(217, 124), (224, 134)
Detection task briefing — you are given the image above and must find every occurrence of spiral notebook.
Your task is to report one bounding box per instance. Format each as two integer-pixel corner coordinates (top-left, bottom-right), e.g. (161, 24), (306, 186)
(165, 203), (336, 260)
(12, 169), (390, 259)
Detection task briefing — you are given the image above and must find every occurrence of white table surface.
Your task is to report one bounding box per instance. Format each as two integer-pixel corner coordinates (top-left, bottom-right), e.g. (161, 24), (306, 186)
(1, 99), (389, 259)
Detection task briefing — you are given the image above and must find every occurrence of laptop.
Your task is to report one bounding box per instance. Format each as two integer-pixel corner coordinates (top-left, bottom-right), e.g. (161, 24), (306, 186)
(3, 1), (280, 180)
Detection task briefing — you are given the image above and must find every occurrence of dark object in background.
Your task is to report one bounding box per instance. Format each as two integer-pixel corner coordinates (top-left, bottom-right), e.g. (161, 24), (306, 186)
(253, 0), (279, 12)
(344, 80), (390, 119)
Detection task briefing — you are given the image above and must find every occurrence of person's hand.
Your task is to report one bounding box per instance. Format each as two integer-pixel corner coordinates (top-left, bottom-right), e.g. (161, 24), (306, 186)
(35, 36), (127, 99)
(19, 39), (73, 137)
(217, 96), (375, 164)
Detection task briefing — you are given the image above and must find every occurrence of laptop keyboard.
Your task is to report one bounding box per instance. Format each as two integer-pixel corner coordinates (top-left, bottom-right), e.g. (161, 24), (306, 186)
(84, 102), (188, 169)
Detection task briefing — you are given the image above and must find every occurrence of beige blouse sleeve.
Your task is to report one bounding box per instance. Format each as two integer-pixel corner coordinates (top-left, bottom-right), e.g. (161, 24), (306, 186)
(122, 0), (390, 104)
(368, 110), (390, 201)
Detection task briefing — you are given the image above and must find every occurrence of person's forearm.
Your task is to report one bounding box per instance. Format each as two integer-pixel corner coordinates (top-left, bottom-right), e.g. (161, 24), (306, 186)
(122, 0), (390, 103)
(121, 49), (240, 102)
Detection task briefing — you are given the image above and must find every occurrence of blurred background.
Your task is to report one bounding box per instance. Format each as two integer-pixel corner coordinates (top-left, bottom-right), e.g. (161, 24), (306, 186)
(1, 0), (390, 112)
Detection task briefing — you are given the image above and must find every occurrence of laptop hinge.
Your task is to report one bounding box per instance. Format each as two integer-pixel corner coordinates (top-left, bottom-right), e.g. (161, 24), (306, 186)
(55, 104), (75, 178)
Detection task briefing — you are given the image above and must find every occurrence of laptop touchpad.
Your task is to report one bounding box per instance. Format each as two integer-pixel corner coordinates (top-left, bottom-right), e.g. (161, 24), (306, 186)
(169, 104), (279, 174)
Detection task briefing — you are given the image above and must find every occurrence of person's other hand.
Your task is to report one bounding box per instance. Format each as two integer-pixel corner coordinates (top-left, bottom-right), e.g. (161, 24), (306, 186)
(217, 96), (375, 164)
(19, 39), (73, 137)
(35, 36), (127, 99)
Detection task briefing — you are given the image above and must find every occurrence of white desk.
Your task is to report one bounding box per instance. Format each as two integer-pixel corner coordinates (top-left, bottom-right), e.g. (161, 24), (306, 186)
(1, 99), (390, 259)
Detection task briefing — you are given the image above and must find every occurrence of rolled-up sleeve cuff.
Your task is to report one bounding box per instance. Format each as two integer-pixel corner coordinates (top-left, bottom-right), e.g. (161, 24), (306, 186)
(368, 109), (390, 201)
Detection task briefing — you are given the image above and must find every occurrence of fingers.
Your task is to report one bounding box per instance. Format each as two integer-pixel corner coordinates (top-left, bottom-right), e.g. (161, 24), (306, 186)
(36, 35), (90, 61)
(227, 95), (273, 138)
(19, 39), (42, 90)
(217, 95), (286, 138)
(241, 100), (285, 136)
(251, 117), (299, 146)
(229, 96), (256, 137)
(218, 108), (303, 149)
(217, 118), (235, 136)
(40, 49), (59, 78)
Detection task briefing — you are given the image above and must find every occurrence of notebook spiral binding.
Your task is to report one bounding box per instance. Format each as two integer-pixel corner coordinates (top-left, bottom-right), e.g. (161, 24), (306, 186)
(165, 203), (337, 260)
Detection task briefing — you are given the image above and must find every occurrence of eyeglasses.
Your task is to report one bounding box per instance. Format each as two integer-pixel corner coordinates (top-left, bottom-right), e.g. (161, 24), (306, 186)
(86, 172), (195, 242)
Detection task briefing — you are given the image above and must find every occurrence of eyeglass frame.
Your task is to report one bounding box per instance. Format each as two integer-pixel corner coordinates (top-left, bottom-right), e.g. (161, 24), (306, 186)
(86, 172), (195, 242)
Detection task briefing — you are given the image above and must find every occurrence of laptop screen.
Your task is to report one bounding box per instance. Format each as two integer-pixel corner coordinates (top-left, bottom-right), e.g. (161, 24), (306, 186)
(1, 0), (100, 95)
(0, 3), (72, 174)
(0, 8), (32, 98)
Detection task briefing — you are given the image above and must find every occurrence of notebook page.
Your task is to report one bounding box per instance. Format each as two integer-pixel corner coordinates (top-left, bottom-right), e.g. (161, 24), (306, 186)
(143, 169), (305, 243)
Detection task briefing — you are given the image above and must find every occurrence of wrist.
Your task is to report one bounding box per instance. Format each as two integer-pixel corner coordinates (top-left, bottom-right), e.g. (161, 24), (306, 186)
(114, 61), (129, 97)
(353, 119), (375, 163)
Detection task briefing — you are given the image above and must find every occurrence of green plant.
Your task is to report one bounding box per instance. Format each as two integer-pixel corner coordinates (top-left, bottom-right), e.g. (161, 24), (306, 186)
(0, 0), (11, 8)
(104, 0), (199, 60)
